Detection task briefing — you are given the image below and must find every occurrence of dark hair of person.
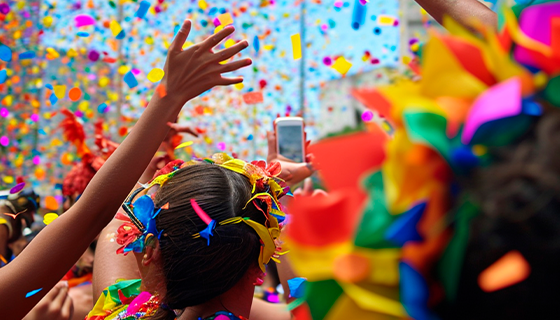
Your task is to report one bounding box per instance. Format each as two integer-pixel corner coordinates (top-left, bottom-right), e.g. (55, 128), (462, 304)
(149, 163), (267, 320)
(437, 109), (560, 319)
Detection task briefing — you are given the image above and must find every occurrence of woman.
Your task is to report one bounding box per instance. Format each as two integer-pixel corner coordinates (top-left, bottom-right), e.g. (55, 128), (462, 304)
(87, 154), (290, 319)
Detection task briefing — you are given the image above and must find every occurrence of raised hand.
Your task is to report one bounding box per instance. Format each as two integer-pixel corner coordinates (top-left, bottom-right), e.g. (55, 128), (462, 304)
(161, 20), (252, 105)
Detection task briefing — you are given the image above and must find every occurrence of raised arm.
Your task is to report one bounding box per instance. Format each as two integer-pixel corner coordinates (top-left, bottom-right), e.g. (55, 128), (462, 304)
(414, 0), (497, 30)
(0, 21), (251, 319)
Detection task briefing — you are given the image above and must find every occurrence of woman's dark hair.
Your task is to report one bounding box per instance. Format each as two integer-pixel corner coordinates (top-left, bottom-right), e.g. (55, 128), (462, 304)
(437, 109), (560, 319)
(149, 163), (267, 320)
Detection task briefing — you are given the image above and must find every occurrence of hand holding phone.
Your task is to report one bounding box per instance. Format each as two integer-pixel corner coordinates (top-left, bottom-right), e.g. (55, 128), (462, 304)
(274, 117), (305, 163)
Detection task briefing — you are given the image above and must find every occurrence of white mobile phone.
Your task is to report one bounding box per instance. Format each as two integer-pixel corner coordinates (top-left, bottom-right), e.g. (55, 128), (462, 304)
(275, 117), (305, 163)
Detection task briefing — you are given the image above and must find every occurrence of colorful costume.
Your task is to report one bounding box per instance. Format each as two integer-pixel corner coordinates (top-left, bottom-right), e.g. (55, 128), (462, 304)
(86, 279), (248, 320)
(286, 1), (560, 319)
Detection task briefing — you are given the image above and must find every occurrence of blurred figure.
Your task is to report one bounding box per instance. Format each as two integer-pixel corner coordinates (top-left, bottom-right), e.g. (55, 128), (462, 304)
(0, 189), (40, 266)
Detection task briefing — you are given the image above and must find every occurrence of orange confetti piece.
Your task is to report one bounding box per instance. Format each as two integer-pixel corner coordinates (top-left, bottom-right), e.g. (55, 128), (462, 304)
(161, 203), (170, 209)
(68, 87), (82, 101)
(45, 196), (59, 211)
(156, 84), (167, 98)
(0, 254), (7, 264)
(478, 250), (530, 292)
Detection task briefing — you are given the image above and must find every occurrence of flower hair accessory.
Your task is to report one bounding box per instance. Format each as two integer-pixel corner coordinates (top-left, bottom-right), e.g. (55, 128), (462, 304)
(116, 153), (290, 272)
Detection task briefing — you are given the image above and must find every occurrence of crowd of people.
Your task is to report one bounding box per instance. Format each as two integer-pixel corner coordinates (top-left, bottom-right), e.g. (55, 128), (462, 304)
(2, 0), (559, 319)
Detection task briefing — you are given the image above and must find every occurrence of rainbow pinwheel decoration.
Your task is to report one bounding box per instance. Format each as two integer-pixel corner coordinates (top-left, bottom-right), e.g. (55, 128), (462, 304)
(286, 1), (560, 319)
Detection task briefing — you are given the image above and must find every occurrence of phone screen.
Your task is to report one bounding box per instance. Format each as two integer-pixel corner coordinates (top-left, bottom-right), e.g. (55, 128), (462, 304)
(277, 124), (304, 163)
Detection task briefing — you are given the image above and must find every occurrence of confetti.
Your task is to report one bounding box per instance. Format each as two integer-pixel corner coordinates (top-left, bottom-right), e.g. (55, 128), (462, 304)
(53, 85), (66, 99)
(74, 14), (95, 27)
(135, 1), (150, 19)
(218, 12), (234, 26)
(156, 84), (167, 97)
(377, 15), (397, 26)
(43, 213), (59, 225)
(110, 20), (125, 39)
(68, 87), (82, 101)
(18, 51), (35, 60)
(124, 71), (138, 88)
(331, 56), (352, 75)
(0, 44), (12, 62)
(26, 288), (43, 298)
(0, 136), (9, 147)
(361, 110), (374, 122)
(175, 141), (194, 149)
(242, 92), (264, 104)
(291, 33), (302, 60)
(0, 69), (6, 84)
(147, 68), (164, 83)
(0, 254), (7, 265)
(77, 31), (90, 37)
(9, 182), (25, 194)
(478, 250), (530, 292)
(45, 196), (59, 210)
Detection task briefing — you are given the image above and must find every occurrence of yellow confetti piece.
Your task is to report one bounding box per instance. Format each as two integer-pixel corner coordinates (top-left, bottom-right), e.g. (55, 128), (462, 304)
(377, 15), (396, 26)
(218, 12), (234, 26)
(117, 65), (130, 75)
(2, 95), (13, 107)
(234, 82), (244, 90)
(53, 85), (66, 99)
(2, 176), (14, 184)
(182, 41), (194, 50)
(46, 47), (60, 59)
(43, 16), (53, 27)
(204, 136), (213, 144)
(331, 57), (352, 75)
(402, 56), (411, 65)
(214, 25), (224, 34)
(147, 68), (165, 83)
(109, 20), (123, 37)
(99, 76), (110, 87)
(43, 213), (59, 225)
(175, 141), (194, 149)
(224, 39), (236, 48)
(198, 0), (208, 10)
(291, 33), (302, 60)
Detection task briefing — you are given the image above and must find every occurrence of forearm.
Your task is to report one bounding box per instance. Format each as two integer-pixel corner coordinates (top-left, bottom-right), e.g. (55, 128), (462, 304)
(415, 0), (497, 30)
(0, 94), (184, 319)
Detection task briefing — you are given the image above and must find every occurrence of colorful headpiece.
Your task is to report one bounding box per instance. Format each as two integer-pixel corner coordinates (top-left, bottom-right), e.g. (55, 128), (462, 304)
(286, 2), (560, 319)
(116, 153), (290, 272)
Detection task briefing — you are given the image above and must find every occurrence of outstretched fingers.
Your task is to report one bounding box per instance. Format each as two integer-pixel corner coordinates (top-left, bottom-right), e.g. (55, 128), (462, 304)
(213, 40), (249, 62)
(216, 76), (245, 86)
(200, 26), (236, 51)
(169, 20), (192, 53)
(220, 58), (252, 73)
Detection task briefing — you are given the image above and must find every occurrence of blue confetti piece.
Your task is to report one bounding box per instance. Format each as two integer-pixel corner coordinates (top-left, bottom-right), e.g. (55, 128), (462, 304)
(124, 71), (138, 89)
(173, 24), (180, 38)
(45, 83), (53, 90)
(97, 103), (108, 113)
(247, 134), (253, 140)
(26, 288), (43, 298)
(253, 35), (260, 54)
(199, 220), (217, 246)
(351, 0), (367, 30)
(0, 69), (6, 84)
(400, 262), (432, 320)
(116, 30), (125, 40)
(135, 0), (150, 19)
(287, 277), (307, 298)
(0, 44), (12, 62)
(18, 51), (36, 60)
(522, 99), (542, 116)
(49, 93), (58, 105)
(77, 31), (90, 37)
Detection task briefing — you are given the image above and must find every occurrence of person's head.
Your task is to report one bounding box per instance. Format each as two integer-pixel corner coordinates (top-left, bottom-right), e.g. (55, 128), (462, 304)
(118, 157), (285, 319)
(5, 189), (39, 241)
(436, 109), (560, 319)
